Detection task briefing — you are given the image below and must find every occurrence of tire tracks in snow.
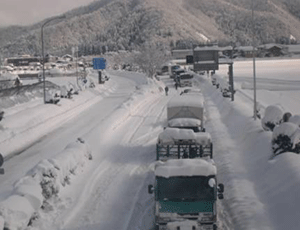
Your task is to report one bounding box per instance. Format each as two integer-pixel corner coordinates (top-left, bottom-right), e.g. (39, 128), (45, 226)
(59, 85), (173, 230)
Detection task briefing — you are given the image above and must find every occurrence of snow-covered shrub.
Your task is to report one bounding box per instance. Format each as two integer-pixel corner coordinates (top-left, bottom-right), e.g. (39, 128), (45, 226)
(28, 159), (60, 199)
(288, 115), (300, 127)
(261, 105), (284, 131)
(272, 122), (300, 156)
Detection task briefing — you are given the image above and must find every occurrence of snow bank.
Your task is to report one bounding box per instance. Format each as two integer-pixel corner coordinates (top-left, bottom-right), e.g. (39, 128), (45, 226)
(155, 158), (216, 178)
(272, 122), (300, 156)
(289, 114), (300, 127)
(0, 139), (92, 230)
(0, 73), (17, 90)
(195, 72), (300, 229)
(272, 122), (300, 147)
(261, 104), (284, 131)
(0, 73), (115, 158)
(158, 127), (211, 146)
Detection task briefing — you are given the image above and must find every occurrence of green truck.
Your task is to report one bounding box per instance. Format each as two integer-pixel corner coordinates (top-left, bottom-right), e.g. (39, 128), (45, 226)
(148, 159), (224, 230)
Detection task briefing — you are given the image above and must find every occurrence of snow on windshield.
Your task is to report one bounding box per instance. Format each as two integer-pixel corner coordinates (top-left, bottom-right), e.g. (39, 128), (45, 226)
(155, 158), (216, 178)
(158, 127), (211, 145)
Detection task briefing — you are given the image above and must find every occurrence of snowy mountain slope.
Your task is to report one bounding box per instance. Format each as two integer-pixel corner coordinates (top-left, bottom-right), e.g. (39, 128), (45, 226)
(2, 0), (300, 56)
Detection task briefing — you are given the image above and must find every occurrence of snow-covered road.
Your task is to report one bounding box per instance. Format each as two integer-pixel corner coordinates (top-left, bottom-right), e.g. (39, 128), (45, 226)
(1, 59), (300, 230)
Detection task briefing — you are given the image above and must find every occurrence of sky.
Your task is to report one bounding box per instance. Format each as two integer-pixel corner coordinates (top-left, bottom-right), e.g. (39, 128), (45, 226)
(0, 0), (96, 27)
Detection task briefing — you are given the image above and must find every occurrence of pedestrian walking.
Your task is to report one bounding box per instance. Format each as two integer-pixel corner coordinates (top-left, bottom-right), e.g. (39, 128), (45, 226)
(165, 86), (169, 96)
(175, 82), (178, 90)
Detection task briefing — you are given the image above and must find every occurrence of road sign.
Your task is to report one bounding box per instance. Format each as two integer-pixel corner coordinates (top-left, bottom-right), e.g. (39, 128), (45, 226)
(93, 58), (106, 70)
(193, 46), (219, 71)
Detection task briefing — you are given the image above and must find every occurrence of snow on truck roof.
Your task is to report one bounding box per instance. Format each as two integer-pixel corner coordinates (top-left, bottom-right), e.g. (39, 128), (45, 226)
(155, 158), (216, 178)
(167, 95), (204, 108)
(158, 127), (211, 145)
(168, 118), (201, 127)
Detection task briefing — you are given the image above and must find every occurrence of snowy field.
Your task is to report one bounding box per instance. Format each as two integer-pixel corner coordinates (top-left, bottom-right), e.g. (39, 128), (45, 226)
(0, 59), (300, 230)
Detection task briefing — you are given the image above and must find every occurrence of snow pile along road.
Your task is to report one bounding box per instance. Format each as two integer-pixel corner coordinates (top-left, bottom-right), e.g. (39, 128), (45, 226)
(196, 73), (300, 230)
(0, 70), (165, 230)
(0, 139), (91, 230)
(0, 71), (116, 159)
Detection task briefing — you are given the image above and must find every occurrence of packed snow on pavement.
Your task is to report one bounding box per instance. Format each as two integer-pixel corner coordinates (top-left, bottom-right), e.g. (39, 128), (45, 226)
(0, 58), (300, 230)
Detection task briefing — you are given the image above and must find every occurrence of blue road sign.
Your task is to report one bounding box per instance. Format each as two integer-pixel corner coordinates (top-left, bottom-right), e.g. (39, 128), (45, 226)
(93, 58), (106, 70)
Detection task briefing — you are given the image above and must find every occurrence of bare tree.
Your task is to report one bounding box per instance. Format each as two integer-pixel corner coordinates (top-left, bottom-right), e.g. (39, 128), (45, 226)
(132, 43), (170, 78)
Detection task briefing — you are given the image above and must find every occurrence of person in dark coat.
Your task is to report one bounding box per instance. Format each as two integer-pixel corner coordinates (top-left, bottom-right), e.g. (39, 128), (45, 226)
(164, 86), (169, 96)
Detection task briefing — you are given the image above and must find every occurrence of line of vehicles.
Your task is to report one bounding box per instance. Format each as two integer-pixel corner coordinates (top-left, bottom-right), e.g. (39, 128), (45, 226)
(148, 79), (224, 230)
(169, 65), (194, 87)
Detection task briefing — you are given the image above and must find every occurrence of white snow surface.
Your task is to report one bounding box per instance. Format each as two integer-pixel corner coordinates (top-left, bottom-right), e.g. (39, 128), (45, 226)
(0, 68), (165, 230)
(167, 95), (204, 108)
(154, 159), (217, 178)
(168, 117), (201, 127)
(158, 127), (211, 145)
(272, 122), (300, 147)
(1, 59), (300, 230)
(288, 114), (300, 126)
(261, 104), (284, 131)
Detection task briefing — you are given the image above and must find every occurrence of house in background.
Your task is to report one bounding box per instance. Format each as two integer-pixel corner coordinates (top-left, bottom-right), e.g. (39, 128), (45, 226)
(237, 46), (257, 58)
(257, 44), (285, 57)
(61, 54), (74, 62)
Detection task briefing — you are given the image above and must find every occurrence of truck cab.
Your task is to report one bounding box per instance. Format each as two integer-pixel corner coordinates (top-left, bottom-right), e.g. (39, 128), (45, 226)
(178, 73), (193, 87)
(148, 159), (224, 230)
(169, 64), (181, 78)
(173, 69), (185, 83)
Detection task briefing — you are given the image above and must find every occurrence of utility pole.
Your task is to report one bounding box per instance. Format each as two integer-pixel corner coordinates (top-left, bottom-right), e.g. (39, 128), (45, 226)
(252, 0), (257, 120)
(76, 46), (79, 87)
(41, 15), (66, 103)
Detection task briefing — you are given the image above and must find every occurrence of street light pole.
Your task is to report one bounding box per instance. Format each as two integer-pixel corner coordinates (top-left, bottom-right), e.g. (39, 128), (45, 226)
(252, 0), (257, 120)
(41, 15), (66, 103)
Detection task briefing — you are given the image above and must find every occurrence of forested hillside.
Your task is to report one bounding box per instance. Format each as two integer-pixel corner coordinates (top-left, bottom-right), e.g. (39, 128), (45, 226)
(0, 0), (300, 58)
